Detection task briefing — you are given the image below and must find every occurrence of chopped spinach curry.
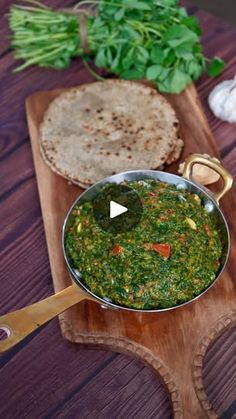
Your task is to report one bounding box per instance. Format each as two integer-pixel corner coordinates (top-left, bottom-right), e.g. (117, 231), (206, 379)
(65, 180), (223, 309)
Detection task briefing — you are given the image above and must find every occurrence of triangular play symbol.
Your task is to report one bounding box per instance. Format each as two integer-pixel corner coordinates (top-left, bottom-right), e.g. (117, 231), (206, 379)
(110, 200), (128, 219)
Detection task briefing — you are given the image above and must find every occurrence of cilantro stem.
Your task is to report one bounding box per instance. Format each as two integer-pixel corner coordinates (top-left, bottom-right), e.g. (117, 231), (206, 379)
(13, 34), (72, 44)
(14, 44), (66, 71)
(83, 58), (105, 80)
(17, 0), (50, 9)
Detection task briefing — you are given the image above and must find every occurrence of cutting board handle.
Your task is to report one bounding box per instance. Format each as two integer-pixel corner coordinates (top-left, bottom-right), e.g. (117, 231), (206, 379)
(0, 284), (92, 353)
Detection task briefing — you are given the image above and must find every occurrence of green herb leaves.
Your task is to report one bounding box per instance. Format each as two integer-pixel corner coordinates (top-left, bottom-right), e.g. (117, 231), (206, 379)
(95, 48), (107, 68)
(207, 57), (225, 77)
(164, 24), (199, 47)
(150, 44), (165, 64)
(125, 0), (151, 11)
(146, 65), (163, 80)
(164, 69), (191, 94)
(9, 0), (225, 93)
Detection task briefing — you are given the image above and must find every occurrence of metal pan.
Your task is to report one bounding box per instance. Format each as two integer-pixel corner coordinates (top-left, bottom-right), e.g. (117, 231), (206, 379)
(0, 154), (233, 352)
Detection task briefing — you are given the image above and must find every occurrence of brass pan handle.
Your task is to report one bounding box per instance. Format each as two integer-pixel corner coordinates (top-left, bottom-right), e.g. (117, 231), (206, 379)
(182, 153), (233, 204)
(0, 283), (93, 353)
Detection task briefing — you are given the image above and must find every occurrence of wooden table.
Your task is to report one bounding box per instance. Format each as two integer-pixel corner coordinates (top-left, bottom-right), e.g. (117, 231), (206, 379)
(0, 1), (235, 418)
(191, 0), (236, 26)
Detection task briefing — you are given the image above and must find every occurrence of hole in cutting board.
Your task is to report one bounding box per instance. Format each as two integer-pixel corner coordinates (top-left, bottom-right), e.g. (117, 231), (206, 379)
(202, 325), (236, 417)
(69, 352), (174, 418)
(0, 326), (11, 341)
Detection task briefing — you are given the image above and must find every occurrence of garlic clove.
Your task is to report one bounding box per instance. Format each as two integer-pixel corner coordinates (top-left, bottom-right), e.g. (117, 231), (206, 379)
(178, 154), (220, 185)
(208, 75), (236, 123)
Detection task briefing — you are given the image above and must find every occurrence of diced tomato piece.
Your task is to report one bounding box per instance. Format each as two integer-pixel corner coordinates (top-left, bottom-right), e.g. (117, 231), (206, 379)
(178, 234), (186, 244)
(166, 208), (174, 214)
(152, 243), (171, 259)
(214, 259), (220, 269)
(112, 245), (123, 255)
(148, 192), (156, 197)
(159, 215), (168, 221)
(204, 224), (211, 236)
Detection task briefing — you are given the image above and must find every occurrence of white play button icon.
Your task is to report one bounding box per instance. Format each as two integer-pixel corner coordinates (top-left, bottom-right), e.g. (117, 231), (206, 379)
(110, 200), (128, 219)
(93, 184), (142, 233)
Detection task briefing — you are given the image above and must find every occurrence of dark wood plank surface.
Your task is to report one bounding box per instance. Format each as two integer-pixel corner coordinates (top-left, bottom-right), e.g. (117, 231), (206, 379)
(0, 1), (235, 418)
(191, 0), (236, 26)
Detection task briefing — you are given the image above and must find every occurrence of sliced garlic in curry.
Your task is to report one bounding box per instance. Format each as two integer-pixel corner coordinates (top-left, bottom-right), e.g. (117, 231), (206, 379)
(193, 194), (201, 203)
(77, 222), (82, 233)
(178, 153), (220, 186)
(186, 217), (197, 230)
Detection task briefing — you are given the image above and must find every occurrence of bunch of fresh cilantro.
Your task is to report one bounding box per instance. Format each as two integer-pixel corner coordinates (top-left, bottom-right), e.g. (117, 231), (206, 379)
(9, 0), (224, 94)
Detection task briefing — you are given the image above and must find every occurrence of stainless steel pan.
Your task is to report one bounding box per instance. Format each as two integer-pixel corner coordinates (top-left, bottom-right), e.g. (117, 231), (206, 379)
(0, 154), (233, 352)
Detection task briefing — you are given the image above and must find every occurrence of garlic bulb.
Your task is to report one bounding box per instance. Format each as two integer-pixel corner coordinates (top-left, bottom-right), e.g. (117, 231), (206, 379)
(208, 76), (236, 123)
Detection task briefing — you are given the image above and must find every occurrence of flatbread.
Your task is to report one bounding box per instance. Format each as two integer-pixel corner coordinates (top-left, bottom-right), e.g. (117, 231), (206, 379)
(166, 137), (184, 165)
(40, 80), (182, 187)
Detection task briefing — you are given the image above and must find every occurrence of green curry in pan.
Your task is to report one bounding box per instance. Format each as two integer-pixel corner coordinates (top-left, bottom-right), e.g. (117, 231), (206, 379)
(65, 180), (222, 309)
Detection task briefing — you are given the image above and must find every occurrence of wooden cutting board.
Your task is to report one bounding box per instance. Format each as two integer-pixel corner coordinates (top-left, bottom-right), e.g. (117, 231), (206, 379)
(26, 83), (236, 419)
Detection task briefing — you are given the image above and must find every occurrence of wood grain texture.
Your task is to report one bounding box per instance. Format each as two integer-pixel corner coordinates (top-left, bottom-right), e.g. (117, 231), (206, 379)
(0, 1), (236, 418)
(203, 325), (236, 418)
(0, 319), (173, 419)
(193, 312), (236, 417)
(25, 79), (236, 419)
